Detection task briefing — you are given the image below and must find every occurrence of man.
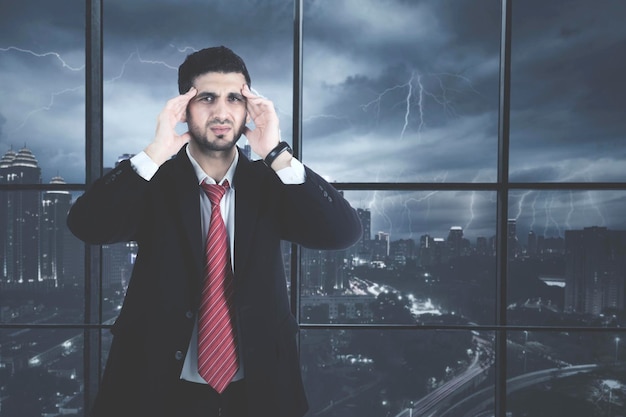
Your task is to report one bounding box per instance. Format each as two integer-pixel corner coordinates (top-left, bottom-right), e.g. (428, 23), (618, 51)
(67, 46), (362, 417)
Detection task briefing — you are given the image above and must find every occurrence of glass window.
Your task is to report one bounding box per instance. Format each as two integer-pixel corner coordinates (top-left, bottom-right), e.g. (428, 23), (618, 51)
(509, 0), (626, 182)
(103, 0), (294, 163)
(0, 329), (84, 417)
(508, 190), (626, 326)
(301, 328), (495, 417)
(2, 1), (626, 416)
(302, 0), (501, 182)
(301, 191), (497, 325)
(0, 0), (85, 184)
(506, 330), (625, 416)
(0, 190), (84, 323)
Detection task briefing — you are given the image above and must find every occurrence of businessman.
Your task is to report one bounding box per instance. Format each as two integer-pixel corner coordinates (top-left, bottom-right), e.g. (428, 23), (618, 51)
(67, 46), (362, 417)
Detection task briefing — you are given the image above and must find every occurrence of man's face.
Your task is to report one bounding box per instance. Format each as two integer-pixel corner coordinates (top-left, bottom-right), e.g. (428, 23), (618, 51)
(186, 72), (248, 152)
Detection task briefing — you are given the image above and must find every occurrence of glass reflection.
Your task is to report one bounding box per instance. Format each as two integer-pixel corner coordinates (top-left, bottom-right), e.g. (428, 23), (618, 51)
(102, 0), (294, 168)
(302, 0), (501, 182)
(508, 190), (626, 326)
(0, 190), (84, 324)
(301, 329), (496, 417)
(507, 330), (626, 417)
(0, 330), (84, 417)
(0, 0), (85, 184)
(509, 0), (626, 182)
(301, 190), (497, 325)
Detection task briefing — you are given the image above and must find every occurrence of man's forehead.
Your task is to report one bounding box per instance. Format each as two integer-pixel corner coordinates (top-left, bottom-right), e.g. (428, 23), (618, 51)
(193, 71), (246, 90)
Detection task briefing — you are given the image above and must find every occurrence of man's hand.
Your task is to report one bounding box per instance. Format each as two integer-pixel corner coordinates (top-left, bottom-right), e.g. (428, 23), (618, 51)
(144, 87), (197, 166)
(242, 85), (283, 160)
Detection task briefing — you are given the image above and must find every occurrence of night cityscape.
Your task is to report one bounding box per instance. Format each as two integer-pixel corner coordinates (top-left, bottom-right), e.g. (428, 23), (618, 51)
(2, 1), (626, 415)
(1, 147), (626, 416)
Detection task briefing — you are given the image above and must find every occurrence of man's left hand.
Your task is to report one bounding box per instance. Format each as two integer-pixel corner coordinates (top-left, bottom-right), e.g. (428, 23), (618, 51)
(242, 85), (283, 159)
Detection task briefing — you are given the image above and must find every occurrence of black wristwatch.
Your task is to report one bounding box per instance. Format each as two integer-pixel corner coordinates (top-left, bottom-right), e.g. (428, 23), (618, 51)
(263, 142), (293, 167)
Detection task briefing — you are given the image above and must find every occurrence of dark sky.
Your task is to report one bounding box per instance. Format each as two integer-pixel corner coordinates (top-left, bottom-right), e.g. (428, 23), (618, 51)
(1, 0), (625, 242)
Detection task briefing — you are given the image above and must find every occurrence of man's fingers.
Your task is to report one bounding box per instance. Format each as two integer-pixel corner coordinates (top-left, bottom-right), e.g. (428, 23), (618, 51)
(162, 88), (196, 123)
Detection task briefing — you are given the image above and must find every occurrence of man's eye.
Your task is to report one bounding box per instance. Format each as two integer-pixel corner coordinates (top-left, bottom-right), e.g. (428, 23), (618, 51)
(228, 95), (244, 103)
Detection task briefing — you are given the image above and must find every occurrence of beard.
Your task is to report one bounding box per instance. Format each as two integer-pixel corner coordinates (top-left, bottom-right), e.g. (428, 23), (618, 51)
(188, 116), (247, 152)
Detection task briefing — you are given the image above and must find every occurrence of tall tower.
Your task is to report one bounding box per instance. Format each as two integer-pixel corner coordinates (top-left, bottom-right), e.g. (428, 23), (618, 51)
(355, 208), (372, 262)
(527, 230), (537, 257)
(446, 226), (467, 259)
(507, 219), (520, 260)
(565, 227), (626, 315)
(40, 176), (73, 286)
(0, 146), (42, 283)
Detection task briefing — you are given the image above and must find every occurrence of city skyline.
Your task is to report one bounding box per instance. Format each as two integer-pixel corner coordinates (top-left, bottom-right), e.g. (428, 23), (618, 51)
(3, 145), (623, 249)
(2, 1), (626, 416)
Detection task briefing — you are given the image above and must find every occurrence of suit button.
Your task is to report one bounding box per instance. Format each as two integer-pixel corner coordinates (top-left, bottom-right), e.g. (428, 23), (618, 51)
(174, 351), (184, 361)
(185, 310), (194, 319)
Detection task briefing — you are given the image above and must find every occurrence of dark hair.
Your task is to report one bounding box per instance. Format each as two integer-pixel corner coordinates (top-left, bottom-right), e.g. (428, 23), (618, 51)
(177, 46), (251, 94)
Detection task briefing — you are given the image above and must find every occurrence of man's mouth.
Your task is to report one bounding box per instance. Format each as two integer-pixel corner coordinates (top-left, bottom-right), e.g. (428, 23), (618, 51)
(210, 126), (231, 136)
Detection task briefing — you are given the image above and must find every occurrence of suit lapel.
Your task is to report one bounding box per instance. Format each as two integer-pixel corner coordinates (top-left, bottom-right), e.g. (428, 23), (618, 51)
(164, 147), (204, 296)
(233, 150), (263, 281)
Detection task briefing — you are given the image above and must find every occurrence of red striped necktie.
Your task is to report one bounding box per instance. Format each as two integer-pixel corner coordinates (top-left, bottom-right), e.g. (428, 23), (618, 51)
(198, 180), (238, 393)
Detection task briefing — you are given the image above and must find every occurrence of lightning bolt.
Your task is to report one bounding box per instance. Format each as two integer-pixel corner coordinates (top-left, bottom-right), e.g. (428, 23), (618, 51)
(2, 46), (192, 135)
(464, 171), (491, 234)
(514, 190), (533, 221)
(1, 46), (86, 135)
(0, 46), (84, 71)
(529, 192), (540, 232)
(565, 190), (575, 230)
(135, 50), (178, 70)
(107, 49), (179, 84)
(169, 44), (198, 54)
(586, 191), (607, 226)
(9, 86), (83, 134)
(359, 72), (422, 141)
(347, 68), (477, 247)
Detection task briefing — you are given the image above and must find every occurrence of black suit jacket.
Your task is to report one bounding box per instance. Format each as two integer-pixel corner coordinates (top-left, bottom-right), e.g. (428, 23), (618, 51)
(67, 146), (362, 417)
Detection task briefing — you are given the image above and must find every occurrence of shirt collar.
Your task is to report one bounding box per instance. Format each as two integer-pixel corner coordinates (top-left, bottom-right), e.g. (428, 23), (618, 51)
(186, 145), (238, 188)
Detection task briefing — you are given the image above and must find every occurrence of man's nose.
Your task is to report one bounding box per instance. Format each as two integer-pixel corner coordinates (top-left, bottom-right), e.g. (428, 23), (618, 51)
(212, 98), (229, 120)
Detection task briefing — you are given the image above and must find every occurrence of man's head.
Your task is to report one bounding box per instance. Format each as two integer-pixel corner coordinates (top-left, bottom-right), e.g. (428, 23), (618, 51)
(178, 46), (251, 94)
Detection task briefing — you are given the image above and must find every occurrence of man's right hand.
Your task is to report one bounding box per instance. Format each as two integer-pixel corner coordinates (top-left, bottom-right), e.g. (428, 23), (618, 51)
(144, 87), (197, 166)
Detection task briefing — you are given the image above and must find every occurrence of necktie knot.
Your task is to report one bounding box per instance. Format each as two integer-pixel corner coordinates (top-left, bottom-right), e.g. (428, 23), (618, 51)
(201, 180), (230, 207)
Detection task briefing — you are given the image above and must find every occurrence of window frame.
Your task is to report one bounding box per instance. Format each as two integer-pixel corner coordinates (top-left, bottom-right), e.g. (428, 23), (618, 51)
(1, 0), (625, 415)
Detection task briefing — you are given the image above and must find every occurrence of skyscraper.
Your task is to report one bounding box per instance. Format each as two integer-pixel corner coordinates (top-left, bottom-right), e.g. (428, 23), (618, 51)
(507, 219), (520, 260)
(0, 147), (42, 283)
(565, 227), (626, 315)
(40, 176), (74, 287)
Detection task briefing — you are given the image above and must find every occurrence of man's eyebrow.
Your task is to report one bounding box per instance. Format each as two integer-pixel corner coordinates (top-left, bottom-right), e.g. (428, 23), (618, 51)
(228, 92), (245, 100)
(195, 91), (217, 98)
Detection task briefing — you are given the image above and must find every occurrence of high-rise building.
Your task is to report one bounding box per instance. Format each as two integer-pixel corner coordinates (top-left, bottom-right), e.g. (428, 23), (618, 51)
(0, 147), (42, 283)
(40, 176), (73, 287)
(446, 226), (470, 259)
(527, 230), (537, 257)
(564, 227), (626, 315)
(355, 208), (372, 263)
(507, 219), (520, 260)
(372, 231), (389, 260)
(475, 236), (489, 256)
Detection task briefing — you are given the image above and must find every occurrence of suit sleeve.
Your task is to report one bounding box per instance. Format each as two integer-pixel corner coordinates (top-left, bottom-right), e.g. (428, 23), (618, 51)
(67, 160), (149, 244)
(278, 166), (362, 250)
